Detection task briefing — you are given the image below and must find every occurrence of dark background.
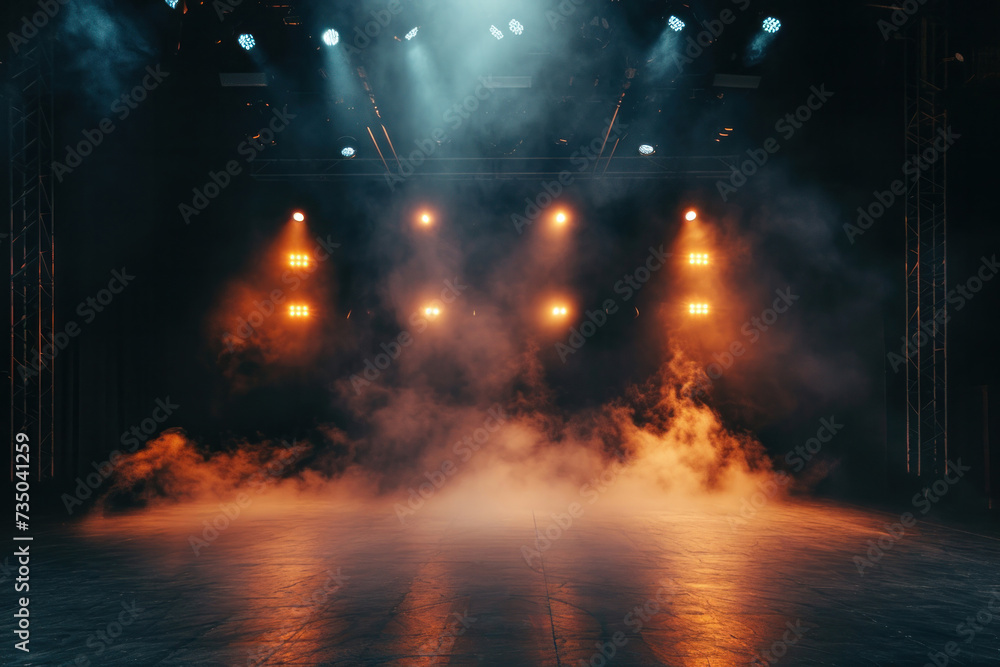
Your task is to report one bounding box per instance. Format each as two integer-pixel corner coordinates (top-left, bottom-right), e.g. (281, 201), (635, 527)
(2, 0), (997, 512)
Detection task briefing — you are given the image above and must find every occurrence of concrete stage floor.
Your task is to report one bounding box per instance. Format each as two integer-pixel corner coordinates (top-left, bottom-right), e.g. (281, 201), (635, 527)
(6, 498), (1000, 666)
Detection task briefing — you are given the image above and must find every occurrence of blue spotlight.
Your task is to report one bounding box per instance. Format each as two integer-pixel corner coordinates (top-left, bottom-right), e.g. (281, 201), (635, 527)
(638, 144), (655, 156)
(404, 27), (418, 41)
(238, 33), (255, 51)
(164, 0), (179, 8)
(667, 16), (685, 32)
(489, 25), (504, 40)
(341, 146), (356, 158)
(322, 29), (340, 46)
(509, 19), (524, 36)
(762, 17), (781, 34)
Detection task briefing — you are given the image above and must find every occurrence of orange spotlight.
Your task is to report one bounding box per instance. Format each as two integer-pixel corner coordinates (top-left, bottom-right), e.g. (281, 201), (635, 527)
(687, 252), (709, 265)
(688, 303), (710, 315)
(551, 305), (569, 317)
(684, 210), (697, 221)
(288, 304), (311, 318)
(289, 253), (311, 268)
(292, 211), (305, 222)
(554, 211), (568, 225)
(423, 305), (441, 318)
(418, 211), (433, 226)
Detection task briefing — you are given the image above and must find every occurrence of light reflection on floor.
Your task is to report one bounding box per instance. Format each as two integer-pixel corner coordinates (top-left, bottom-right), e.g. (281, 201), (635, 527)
(7, 497), (1000, 666)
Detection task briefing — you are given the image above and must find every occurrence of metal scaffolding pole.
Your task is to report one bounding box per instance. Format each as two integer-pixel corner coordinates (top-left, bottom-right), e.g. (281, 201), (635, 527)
(904, 5), (948, 478)
(9, 32), (55, 481)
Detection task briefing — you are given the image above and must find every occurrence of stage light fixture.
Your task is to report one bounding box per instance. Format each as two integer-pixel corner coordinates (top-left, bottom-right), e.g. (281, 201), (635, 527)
(762, 17), (781, 34)
(404, 27), (418, 41)
(668, 16), (685, 32)
(639, 144), (655, 155)
(555, 211), (567, 225)
(551, 306), (568, 316)
(688, 303), (710, 315)
(685, 210), (697, 221)
(490, 25), (504, 40)
(164, 0), (178, 8)
(420, 213), (432, 225)
(509, 19), (524, 35)
(424, 306), (441, 318)
(238, 33), (256, 51)
(337, 135), (359, 160)
(688, 253), (709, 265)
(292, 211), (305, 222)
(289, 304), (310, 318)
(322, 29), (340, 46)
(289, 253), (311, 268)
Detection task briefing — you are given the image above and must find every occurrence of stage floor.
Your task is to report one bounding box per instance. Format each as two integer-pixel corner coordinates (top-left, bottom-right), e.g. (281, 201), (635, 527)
(7, 497), (1000, 666)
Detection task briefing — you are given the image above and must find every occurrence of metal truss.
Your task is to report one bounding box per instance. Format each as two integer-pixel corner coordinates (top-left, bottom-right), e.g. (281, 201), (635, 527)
(249, 155), (740, 182)
(9, 34), (55, 480)
(904, 5), (949, 477)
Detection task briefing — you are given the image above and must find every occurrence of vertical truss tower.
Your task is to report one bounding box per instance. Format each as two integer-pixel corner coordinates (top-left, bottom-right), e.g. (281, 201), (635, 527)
(904, 5), (949, 477)
(9, 33), (55, 480)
